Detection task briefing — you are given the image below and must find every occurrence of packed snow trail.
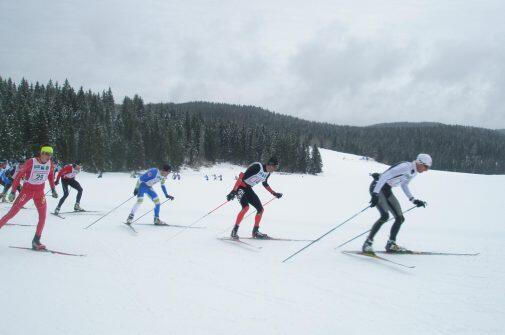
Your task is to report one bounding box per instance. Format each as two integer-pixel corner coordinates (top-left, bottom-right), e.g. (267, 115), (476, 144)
(1, 149), (504, 335)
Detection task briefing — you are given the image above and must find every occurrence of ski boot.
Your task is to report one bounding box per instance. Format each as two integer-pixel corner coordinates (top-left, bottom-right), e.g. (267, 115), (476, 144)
(54, 206), (60, 215)
(126, 213), (134, 225)
(32, 235), (46, 251)
(362, 238), (374, 254)
(385, 239), (407, 253)
(252, 226), (269, 239)
(154, 217), (167, 226)
(74, 203), (85, 212)
(230, 225), (239, 239)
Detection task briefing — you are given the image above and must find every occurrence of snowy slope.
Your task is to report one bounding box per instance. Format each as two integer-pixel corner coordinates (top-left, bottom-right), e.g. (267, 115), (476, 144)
(1, 149), (504, 335)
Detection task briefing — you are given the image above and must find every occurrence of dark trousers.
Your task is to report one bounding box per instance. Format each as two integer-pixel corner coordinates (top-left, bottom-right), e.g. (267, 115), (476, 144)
(57, 178), (83, 208)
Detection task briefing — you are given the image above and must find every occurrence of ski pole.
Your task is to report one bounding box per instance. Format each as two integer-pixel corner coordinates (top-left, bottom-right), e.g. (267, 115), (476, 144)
(84, 195), (135, 229)
(189, 200), (230, 226)
(282, 205), (370, 263)
(131, 198), (172, 224)
(167, 200), (230, 241)
(334, 205), (417, 249)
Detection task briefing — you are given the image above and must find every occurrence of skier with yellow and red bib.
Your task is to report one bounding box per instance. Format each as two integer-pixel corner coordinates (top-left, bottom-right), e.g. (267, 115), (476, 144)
(0, 146), (58, 250)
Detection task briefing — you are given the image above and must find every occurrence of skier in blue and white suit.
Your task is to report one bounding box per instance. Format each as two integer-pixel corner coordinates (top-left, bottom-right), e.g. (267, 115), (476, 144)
(126, 164), (175, 225)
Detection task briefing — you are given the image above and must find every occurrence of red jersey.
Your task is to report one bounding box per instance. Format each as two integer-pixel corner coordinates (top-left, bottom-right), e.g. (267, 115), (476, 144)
(56, 164), (79, 183)
(11, 157), (55, 193)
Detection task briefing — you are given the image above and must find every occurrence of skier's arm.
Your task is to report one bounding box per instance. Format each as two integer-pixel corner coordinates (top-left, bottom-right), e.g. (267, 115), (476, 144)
(161, 178), (170, 198)
(262, 175), (282, 198)
(48, 163), (56, 190)
(262, 175), (274, 193)
(11, 160), (31, 194)
(401, 179), (414, 201)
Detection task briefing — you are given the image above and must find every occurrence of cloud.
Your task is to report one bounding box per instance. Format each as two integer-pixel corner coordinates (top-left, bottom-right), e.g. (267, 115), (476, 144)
(1, 0), (504, 128)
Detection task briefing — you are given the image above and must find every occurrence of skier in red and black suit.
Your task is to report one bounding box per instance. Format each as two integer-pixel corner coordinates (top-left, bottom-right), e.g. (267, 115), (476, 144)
(226, 157), (283, 239)
(54, 162), (83, 214)
(0, 145), (58, 250)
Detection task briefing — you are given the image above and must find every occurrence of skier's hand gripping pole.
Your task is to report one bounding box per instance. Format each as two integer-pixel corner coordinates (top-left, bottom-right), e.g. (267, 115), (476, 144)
(84, 195), (135, 229)
(282, 206), (370, 263)
(334, 205), (418, 249)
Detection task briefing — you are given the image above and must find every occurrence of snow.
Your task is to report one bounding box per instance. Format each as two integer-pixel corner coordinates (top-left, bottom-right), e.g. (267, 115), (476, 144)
(1, 148), (504, 335)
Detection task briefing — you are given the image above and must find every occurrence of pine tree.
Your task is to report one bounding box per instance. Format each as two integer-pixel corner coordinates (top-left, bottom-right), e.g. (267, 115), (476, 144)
(310, 145), (323, 174)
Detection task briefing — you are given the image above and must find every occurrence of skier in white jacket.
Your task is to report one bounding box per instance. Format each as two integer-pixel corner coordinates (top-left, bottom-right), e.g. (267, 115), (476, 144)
(363, 153), (432, 253)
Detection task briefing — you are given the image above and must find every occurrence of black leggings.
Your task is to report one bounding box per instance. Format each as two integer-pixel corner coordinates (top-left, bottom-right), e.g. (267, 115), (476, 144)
(57, 178), (83, 208)
(238, 187), (263, 214)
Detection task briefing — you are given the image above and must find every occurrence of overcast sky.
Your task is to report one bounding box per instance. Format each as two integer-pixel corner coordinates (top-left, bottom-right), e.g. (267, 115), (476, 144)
(1, 0), (504, 128)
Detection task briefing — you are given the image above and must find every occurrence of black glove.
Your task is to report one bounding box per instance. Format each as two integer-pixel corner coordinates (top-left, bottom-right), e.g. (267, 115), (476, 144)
(166, 194), (175, 201)
(413, 199), (427, 208)
(55, 180), (60, 186)
(51, 188), (58, 198)
(133, 188), (139, 196)
(370, 193), (379, 207)
(226, 190), (237, 201)
(273, 192), (283, 199)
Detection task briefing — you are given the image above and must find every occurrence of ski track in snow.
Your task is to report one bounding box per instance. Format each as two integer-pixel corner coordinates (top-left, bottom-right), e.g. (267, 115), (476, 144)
(1, 149), (504, 335)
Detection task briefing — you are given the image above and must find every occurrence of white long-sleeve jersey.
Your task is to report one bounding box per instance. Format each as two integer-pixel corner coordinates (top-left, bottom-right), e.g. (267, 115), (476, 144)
(373, 161), (418, 200)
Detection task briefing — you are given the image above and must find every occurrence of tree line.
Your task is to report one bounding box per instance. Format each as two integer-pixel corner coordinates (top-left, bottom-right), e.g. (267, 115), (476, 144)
(0, 76), (322, 174)
(1, 76), (504, 174)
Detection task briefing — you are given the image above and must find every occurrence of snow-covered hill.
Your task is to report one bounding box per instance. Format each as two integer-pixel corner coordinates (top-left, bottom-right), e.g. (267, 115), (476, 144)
(1, 149), (504, 335)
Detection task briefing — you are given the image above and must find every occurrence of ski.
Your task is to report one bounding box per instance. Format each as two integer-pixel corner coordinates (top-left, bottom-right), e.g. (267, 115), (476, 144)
(375, 250), (480, 256)
(135, 223), (204, 229)
(58, 210), (101, 215)
(9, 246), (86, 257)
(6, 223), (36, 227)
(123, 222), (138, 233)
(242, 236), (314, 242)
(50, 213), (66, 219)
(217, 237), (262, 249)
(342, 251), (415, 269)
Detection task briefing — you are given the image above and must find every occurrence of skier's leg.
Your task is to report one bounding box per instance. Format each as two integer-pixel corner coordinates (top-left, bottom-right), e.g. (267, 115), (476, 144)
(33, 191), (47, 237)
(57, 180), (70, 208)
(70, 179), (83, 204)
(246, 189), (263, 227)
(387, 194), (404, 241)
(367, 192), (390, 241)
(0, 189), (32, 229)
(129, 184), (147, 216)
(231, 190), (249, 238)
(235, 190), (250, 226)
(146, 188), (161, 220)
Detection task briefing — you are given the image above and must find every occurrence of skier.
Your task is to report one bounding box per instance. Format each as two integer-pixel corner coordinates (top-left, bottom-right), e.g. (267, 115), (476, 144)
(226, 157), (283, 239)
(126, 164), (175, 225)
(0, 165), (22, 202)
(0, 146), (58, 250)
(362, 153), (432, 253)
(54, 162), (84, 214)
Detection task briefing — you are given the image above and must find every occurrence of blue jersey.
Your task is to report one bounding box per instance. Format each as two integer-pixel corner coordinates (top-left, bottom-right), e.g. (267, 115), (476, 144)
(139, 168), (165, 186)
(138, 168), (168, 196)
(0, 167), (14, 185)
